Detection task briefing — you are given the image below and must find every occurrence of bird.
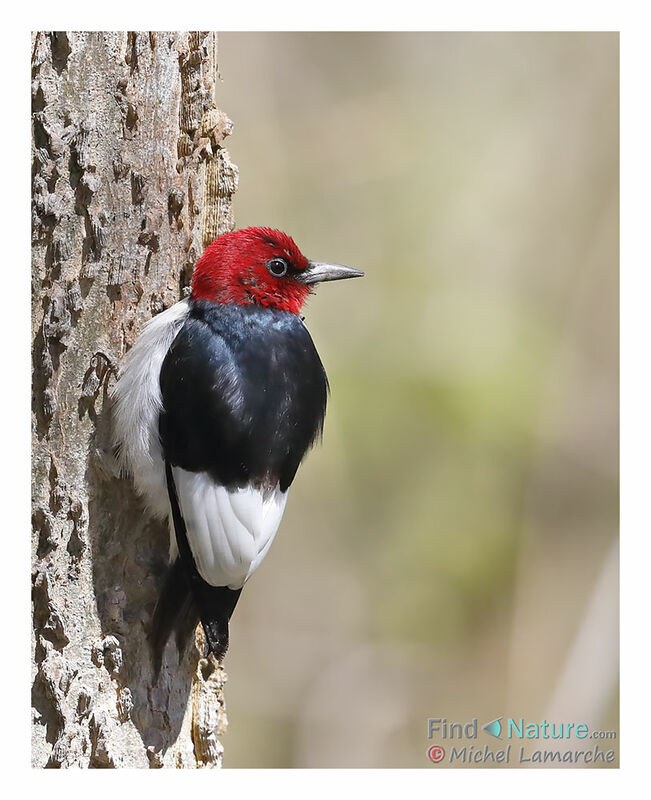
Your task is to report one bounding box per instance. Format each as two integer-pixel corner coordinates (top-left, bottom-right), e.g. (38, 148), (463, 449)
(111, 227), (363, 674)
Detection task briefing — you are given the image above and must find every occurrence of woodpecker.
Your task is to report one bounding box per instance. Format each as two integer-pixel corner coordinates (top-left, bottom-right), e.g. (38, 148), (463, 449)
(112, 227), (363, 673)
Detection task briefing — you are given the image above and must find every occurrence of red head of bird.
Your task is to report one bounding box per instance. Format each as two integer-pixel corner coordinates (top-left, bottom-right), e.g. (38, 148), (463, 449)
(192, 226), (363, 315)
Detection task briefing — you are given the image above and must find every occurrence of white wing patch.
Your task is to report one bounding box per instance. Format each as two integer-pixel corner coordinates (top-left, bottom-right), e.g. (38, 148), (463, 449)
(172, 468), (288, 589)
(111, 299), (190, 519)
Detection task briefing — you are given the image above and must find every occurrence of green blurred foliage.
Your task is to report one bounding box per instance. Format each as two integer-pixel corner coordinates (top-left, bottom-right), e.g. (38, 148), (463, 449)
(215, 32), (618, 768)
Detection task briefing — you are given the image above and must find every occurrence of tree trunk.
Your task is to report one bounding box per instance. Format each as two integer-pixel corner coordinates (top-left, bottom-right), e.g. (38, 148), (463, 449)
(31, 31), (238, 768)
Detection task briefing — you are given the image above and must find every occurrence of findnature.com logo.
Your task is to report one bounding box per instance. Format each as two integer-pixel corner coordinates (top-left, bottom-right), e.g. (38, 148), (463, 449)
(426, 717), (617, 766)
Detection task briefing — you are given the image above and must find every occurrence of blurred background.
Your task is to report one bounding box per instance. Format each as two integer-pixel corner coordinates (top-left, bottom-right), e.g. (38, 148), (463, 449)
(215, 32), (618, 768)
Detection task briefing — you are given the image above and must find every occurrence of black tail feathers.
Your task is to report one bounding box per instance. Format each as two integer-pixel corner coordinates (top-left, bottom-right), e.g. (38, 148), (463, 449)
(149, 559), (242, 678)
(149, 462), (243, 678)
(194, 582), (242, 661)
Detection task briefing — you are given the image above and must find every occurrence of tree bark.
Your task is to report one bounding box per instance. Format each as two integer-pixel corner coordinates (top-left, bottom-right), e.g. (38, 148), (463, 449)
(31, 31), (238, 768)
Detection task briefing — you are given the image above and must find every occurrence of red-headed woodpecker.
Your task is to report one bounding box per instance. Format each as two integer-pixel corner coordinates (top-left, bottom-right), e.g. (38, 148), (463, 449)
(112, 227), (363, 672)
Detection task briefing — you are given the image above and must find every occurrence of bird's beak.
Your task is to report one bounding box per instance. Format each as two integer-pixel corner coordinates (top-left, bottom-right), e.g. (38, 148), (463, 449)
(300, 261), (365, 285)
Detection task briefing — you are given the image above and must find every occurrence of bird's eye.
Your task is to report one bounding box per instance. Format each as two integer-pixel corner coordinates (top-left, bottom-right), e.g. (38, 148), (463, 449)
(267, 257), (288, 277)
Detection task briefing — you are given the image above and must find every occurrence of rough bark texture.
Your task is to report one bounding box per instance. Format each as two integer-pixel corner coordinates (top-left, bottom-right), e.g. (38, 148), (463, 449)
(31, 31), (238, 768)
